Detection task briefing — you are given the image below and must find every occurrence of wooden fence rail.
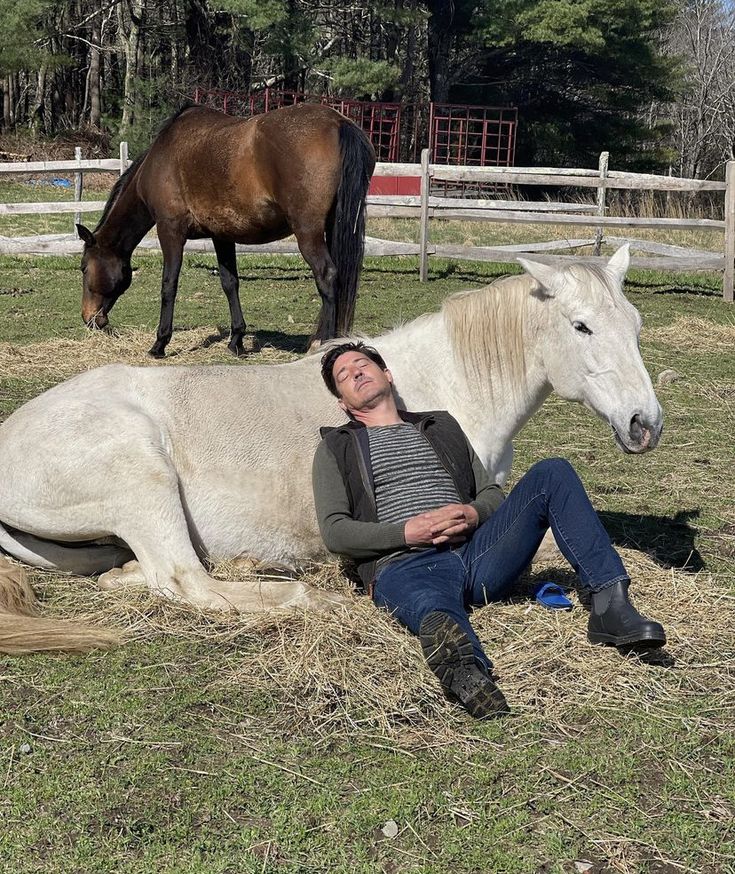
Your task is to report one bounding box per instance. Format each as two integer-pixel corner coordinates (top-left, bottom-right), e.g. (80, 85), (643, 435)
(1, 144), (733, 301)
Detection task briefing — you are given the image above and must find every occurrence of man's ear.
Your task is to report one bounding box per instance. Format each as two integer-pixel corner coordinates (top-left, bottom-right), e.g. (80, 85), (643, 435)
(338, 398), (348, 414)
(385, 369), (393, 385)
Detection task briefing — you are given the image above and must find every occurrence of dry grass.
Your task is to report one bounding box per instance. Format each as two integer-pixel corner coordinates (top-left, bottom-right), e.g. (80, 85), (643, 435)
(2, 315), (733, 748)
(22, 548), (735, 748)
(0, 325), (298, 382)
(645, 315), (735, 353)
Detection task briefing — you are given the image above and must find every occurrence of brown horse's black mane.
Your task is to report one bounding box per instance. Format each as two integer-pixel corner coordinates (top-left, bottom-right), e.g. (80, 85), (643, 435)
(95, 103), (200, 232)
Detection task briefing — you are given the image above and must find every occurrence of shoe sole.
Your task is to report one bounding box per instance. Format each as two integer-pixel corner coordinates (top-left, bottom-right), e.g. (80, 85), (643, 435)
(588, 629), (666, 649)
(419, 612), (509, 719)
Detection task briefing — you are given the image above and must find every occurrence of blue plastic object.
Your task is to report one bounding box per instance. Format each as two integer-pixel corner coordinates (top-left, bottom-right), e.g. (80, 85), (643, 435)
(534, 582), (574, 611)
(51, 177), (72, 188)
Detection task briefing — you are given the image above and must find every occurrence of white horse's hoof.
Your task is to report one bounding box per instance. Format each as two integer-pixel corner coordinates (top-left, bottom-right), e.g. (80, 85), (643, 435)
(98, 560), (147, 590)
(285, 587), (350, 613)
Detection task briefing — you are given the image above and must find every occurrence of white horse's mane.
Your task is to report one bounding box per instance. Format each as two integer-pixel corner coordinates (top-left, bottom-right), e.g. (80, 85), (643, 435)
(442, 273), (531, 396)
(563, 263), (624, 309)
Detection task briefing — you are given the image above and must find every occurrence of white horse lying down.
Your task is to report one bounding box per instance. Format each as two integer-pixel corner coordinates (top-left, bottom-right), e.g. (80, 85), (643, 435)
(0, 246), (662, 644)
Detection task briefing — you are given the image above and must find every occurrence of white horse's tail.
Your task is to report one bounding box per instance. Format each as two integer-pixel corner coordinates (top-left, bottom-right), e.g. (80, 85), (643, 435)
(0, 557), (119, 655)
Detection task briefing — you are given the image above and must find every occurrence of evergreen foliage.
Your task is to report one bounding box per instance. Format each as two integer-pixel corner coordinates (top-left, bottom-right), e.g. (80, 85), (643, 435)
(0, 1), (727, 175)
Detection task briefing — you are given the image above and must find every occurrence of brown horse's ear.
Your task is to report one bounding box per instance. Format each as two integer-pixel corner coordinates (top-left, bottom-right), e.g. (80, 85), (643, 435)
(76, 224), (96, 247)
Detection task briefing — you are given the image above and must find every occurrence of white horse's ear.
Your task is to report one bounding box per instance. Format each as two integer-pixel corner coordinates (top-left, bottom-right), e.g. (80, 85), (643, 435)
(606, 244), (630, 282)
(517, 257), (558, 292)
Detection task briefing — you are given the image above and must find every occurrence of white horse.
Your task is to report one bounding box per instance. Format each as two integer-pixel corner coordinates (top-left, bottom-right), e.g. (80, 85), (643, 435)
(0, 246), (662, 650)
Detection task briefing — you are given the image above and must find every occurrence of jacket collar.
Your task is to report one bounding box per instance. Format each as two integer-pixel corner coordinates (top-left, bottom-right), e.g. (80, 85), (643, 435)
(319, 409), (434, 439)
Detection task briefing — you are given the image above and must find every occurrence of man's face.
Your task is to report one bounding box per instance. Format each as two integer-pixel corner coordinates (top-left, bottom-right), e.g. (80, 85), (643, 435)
(332, 350), (393, 413)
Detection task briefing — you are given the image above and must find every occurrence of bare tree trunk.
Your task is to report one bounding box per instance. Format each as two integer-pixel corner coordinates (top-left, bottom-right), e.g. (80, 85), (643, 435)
(3, 76), (10, 130)
(89, 18), (102, 128)
(119, 0), (143, 138)
(170, 0), (180, 87)
(30, 64), (49, 134)
(426, 0), (454, 102)
(7, 74), (16, 128)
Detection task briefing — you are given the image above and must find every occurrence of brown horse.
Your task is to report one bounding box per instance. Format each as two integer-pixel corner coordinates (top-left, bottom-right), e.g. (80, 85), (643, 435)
(77, 103), (376, 357)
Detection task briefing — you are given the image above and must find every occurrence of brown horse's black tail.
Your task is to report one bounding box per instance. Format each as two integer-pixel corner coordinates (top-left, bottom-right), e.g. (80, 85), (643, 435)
(328, 121), (376, 335)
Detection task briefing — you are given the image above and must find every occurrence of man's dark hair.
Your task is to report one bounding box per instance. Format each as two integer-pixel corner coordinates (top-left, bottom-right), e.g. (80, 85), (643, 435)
(320, 341), (388, 397)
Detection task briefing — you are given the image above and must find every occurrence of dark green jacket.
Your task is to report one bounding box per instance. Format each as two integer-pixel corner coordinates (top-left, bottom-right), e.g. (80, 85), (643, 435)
(311, 410), (505, 589)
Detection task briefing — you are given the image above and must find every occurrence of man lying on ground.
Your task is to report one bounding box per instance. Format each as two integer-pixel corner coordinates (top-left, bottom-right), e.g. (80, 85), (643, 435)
(312, 342), (666, 719)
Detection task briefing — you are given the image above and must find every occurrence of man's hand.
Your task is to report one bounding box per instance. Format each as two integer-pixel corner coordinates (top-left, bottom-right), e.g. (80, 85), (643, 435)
(404, 503), (479, 547)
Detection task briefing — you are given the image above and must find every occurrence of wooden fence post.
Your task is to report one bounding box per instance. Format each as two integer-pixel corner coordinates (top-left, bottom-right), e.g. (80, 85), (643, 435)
(419, 148), (431, 282)
(594, 151), (609, 256)
(73, 146), (83, 230)
(119, 141), (128, 176)
(724, 160), (735, 302)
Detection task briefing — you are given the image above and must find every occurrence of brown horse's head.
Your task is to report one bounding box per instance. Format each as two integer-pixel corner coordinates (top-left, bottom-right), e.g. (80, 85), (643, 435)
(77, 224), (133, 328)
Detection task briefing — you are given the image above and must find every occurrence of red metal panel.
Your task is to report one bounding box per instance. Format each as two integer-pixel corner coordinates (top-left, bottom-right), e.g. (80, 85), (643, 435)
(191, 88), (518, 172)
(368, 176), (421, 196)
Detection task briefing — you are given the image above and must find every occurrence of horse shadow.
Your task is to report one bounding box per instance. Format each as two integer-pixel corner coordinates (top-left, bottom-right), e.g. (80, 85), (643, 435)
(170, 324), (311, 355)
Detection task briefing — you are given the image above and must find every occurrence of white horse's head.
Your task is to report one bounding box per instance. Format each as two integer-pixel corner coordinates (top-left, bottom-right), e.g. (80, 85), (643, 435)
(518, 245), (662, 454)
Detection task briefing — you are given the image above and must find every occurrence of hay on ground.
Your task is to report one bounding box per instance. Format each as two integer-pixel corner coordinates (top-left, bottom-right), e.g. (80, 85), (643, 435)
(22, 548), (735, 747)
(645, 315), (735, 353)
(0, 326), (298, 383)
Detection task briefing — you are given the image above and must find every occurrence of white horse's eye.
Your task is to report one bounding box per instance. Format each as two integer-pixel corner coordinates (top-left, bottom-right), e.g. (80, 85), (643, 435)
(573, 321), (592, 335)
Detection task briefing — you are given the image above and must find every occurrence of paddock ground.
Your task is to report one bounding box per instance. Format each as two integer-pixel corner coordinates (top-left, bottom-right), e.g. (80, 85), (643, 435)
(0, 249), (733, 873)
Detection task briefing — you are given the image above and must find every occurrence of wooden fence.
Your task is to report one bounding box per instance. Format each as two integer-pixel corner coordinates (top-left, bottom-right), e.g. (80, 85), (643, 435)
(1, 144), (733, 301)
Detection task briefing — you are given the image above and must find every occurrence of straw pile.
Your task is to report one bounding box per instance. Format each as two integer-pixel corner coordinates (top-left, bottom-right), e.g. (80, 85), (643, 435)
(25, 549), (735, 746)
(0, 326), (297, 383)
(645, 315), (735, 353)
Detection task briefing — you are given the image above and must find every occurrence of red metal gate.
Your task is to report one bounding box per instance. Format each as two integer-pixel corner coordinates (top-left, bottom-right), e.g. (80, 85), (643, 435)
(192, 87), (517, 168)
(192, 87), (403, 163)
(430, 103), (517, 167)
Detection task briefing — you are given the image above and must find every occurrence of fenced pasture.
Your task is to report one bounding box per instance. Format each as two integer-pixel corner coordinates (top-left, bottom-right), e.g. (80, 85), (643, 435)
(1, 147), (734, 299)
(0, 233), (734, 869)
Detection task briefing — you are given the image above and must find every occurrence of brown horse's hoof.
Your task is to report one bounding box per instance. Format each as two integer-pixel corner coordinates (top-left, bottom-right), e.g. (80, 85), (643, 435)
(229, 334), (260, 356)
(148, 346), (166, 359)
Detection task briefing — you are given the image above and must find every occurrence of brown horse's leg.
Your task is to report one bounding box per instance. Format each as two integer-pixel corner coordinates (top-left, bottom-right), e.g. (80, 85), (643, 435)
(149, 224), (185, 358)
(296, 229), (339, 343)
(212, 237), (247, 356)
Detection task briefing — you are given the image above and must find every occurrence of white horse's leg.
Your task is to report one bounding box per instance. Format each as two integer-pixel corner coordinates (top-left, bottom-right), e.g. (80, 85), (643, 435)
(93, 428), (346, 614)
(98, 556), (348, 613)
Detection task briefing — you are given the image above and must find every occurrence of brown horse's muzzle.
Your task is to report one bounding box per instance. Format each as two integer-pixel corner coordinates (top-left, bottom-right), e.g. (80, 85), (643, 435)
(82, 298), (109, 329)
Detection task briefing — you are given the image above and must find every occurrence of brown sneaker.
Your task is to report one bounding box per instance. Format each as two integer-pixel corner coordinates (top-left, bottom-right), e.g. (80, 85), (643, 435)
(419, 611), (509, 719)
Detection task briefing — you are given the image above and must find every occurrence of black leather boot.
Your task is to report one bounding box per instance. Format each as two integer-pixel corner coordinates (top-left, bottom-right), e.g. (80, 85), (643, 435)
(588, 580), (666, 650)
(419, 611), (510, 719)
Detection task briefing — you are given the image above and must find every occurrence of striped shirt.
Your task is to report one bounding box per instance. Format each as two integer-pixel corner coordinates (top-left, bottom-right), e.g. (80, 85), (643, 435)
(367, 423), (461, 525)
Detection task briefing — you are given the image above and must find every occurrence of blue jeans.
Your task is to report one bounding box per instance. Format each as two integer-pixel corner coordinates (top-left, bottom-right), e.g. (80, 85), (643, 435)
(372, 458), (629, 669)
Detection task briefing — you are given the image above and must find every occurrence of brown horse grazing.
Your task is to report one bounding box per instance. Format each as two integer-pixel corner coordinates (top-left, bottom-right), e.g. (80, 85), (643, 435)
(77, 103), (376, 357)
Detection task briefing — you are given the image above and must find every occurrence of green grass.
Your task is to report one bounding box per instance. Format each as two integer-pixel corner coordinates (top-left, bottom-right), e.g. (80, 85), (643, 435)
(0, 244), (734, 873)
(0, 179), (108, 236)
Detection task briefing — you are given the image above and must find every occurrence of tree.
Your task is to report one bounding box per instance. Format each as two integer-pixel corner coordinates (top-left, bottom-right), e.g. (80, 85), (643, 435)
(468, 0), (680, 169)
(661, 0), (735, 177)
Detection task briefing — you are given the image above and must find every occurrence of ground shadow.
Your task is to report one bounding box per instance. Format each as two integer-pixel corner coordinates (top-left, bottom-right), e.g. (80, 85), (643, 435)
(599, 509), (704, 573)
(253, 328), (311, 353)
(427, 262), (514, 284)
(188, 260), (311, 283)
(625, 278), (720, 297)
(168, 325), (311, 355)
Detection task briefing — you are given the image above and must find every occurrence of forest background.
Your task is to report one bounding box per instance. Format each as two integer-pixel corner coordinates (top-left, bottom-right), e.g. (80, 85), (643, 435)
(1, 0), (735, 179)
